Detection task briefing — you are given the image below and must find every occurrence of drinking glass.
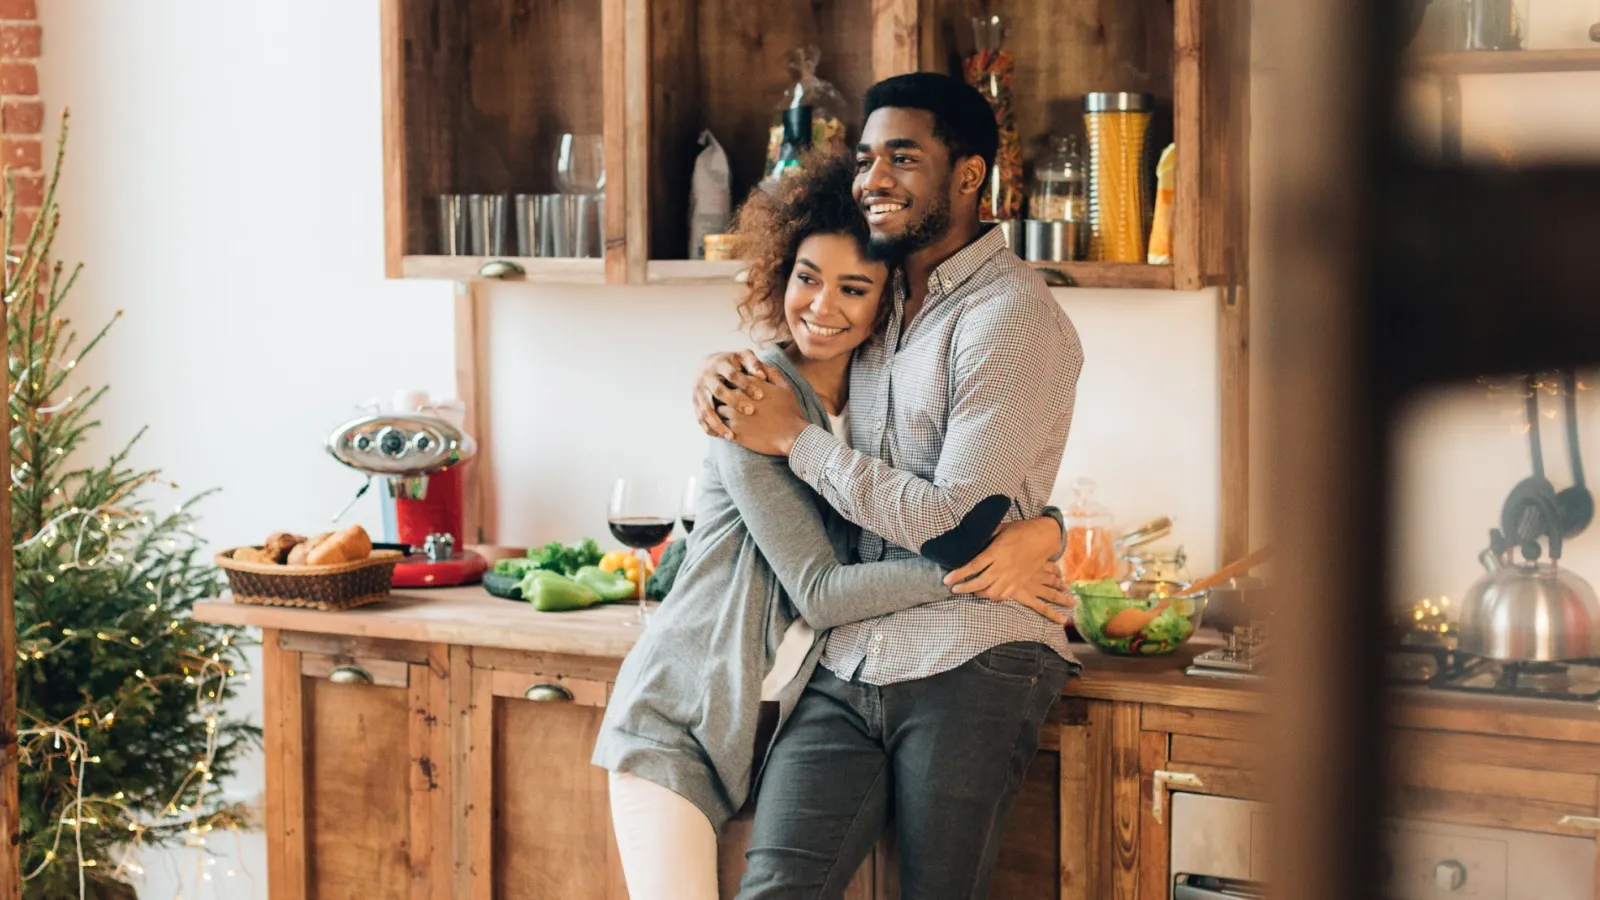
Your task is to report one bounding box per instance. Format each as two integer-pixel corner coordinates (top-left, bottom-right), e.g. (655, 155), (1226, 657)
(556, 134), (606, 194)
(680, 476), (701, 534)
(607, 477), (676, 625)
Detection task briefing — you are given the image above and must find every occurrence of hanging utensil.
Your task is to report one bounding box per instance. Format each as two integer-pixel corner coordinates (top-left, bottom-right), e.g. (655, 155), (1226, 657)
(1555, 370), (1594, 538)
(1102, 547), (1273, 639)
(1501, 374), (1559, 553)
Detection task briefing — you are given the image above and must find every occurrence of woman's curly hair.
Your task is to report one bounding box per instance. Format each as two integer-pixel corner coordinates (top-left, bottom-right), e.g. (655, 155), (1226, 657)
(731, 152), (875, 342)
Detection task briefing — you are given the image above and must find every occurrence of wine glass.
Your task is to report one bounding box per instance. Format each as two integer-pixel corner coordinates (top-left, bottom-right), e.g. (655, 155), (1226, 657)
(556, 133), (606, 194)
(680, 475), (701, 535)
(608, 477), (676, 625)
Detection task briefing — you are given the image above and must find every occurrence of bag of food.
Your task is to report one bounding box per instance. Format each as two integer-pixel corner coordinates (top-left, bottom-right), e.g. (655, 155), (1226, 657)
(1147, 143), (1177, 264)
(765, 46), (849, 172)
(689, 130), (731, 259)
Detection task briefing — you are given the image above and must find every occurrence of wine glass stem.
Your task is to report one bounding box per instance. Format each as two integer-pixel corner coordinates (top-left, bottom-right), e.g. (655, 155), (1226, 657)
(636, 548), (651, 623)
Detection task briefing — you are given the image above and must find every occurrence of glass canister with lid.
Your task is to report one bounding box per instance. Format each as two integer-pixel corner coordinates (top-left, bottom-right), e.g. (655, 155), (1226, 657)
(1058, 478), (1119, 584)
(1122, 544), (1191, 589)
(1025, 135), (1087, 262)
(1084, 92), (1155, 263)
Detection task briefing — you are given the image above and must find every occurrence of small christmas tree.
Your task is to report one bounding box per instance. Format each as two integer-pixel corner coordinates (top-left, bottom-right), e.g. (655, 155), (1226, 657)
(8, 114), (260, 899)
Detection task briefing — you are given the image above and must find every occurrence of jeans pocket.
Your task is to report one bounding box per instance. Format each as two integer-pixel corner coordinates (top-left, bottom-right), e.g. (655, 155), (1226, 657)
(970, 642), (1046, 683)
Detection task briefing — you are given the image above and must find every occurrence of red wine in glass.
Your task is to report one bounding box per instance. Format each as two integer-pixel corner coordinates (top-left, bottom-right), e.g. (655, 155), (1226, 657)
(609, 477), (677, 625)
(608, 516), (674, 548)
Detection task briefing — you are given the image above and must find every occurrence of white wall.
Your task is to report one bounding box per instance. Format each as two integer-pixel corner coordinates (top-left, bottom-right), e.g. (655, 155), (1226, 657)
(484, 285), (1221, 570)
(38, 2), (455, 896)
(39, 2), (1222, 897)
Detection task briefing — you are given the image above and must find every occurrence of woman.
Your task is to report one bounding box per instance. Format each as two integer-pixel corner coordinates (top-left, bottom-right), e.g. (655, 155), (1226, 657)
(591, 153), (1063, 899)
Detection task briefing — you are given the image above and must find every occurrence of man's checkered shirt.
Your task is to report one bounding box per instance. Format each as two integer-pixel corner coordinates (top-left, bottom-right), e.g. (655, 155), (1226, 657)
(788, 226), (1085, 686)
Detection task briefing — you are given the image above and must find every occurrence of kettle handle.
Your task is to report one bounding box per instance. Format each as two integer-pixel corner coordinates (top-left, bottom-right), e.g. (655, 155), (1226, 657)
(1503, 485), (1564, 562)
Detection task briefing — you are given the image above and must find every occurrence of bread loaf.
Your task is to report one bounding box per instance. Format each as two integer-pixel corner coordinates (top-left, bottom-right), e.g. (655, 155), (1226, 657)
(304, 525), (372, 566)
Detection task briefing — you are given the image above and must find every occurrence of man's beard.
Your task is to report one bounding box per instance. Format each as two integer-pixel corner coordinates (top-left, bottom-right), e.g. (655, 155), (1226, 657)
(865, 188), (951, 263)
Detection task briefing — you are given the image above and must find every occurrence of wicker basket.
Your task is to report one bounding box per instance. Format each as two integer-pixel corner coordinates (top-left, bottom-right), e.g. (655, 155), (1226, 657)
(215, 548), (404, 612)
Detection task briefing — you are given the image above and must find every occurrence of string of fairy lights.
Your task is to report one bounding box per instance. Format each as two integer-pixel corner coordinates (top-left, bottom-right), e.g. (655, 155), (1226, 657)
(8, 318), (255, 891)
(11, 483), (257, 898)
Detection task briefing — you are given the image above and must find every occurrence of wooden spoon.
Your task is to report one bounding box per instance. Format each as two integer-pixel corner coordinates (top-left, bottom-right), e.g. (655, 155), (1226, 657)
(1101, 547), (1273, 639)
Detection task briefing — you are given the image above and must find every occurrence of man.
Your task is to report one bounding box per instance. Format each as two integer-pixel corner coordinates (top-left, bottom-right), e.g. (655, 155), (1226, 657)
(692, 72), (1084, 899)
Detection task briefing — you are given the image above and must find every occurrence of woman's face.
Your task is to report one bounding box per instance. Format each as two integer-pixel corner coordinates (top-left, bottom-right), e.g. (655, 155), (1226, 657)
(782, 232), (889, 363)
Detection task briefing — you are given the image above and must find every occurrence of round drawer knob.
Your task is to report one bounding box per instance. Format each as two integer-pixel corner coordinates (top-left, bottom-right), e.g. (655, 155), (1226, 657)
(328, 666), (374, 685)
(524, 683), (574, 702)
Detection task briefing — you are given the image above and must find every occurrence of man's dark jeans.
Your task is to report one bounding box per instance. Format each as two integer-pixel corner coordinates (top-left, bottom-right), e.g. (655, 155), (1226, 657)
(737, 641), (1072, 899)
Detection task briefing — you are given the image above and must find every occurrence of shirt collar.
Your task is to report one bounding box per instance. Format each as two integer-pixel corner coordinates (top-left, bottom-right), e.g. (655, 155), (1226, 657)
(922, 225), (1010, 299)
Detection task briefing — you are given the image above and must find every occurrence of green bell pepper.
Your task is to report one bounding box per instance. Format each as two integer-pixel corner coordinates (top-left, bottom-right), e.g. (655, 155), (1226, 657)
(517, 570), (603, 612)
(571, 565), (637, 602)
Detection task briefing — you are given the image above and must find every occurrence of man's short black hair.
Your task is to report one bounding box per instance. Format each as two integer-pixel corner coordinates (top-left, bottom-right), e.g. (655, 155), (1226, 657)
(862, 73), (999, 178)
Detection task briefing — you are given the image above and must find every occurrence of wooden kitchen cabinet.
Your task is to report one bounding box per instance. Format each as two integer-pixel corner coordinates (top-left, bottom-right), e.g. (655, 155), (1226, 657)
(464, 648), (628, 899)
(378, 0), (1249, 292)
(262, 629), (451, 900)
(217, 595), (1600, 899)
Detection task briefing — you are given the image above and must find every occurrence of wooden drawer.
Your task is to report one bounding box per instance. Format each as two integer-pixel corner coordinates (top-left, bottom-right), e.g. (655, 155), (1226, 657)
(1390, 728), (1600, 837)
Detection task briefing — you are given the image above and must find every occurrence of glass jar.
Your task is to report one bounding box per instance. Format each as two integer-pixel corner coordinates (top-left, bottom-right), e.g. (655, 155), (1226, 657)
(1058, 478), (1119, 584)
(764, 47), (850, 173)
(965, 16), (1023, 222)
(1084, 92), (1154, 263)
(1122, 544), (1191, 589)
(1028, 136), (1088, 260)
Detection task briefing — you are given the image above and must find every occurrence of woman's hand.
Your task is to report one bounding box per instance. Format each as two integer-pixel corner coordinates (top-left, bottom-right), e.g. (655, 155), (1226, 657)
(692, 350), (771, 440)
(944, 517), (1071, 624)
(718, 375), (810, 457)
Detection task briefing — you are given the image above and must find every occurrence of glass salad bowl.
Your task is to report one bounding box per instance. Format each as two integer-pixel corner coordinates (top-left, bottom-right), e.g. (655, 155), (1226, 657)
(1070, 579), (1209, 656)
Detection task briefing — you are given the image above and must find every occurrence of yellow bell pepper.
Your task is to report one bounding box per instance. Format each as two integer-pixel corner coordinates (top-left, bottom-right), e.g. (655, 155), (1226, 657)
(599, 551), (652, 590)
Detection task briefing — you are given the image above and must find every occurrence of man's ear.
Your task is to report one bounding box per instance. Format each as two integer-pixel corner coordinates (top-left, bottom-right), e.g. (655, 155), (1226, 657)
(957, 155), (987, 196)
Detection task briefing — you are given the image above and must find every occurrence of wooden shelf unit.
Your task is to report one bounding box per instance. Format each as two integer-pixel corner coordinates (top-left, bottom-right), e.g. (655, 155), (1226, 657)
(380, 0), (1248, 295)
(1413, 48), (1600, 75)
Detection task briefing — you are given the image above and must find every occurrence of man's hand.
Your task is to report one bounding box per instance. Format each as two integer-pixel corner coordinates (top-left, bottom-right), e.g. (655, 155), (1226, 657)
(692, 350), (772, 440)
(718, 375), (810, 457)
(943, 517), (1070, 624)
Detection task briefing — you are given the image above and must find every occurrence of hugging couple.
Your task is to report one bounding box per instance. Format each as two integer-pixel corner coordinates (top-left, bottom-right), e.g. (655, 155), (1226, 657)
(592, 72), (1085, 900)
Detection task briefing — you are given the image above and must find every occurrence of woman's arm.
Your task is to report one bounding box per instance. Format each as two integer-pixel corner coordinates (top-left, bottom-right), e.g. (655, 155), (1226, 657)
(710, 438), (952, 630)
(711, 439), (1066, 629)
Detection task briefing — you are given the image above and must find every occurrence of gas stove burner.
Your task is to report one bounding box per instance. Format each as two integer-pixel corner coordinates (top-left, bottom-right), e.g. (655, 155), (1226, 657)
(1512, 661), (1572, 692)
(1427, 653), (1600, 702)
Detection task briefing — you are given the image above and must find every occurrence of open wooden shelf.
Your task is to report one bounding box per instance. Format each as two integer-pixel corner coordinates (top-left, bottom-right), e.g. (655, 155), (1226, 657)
(646, 260), (748, 285)
(1413, 48), (1600, 75)
(401, 256), (607, 284)
(381, 0), (1248, 292)
(1030, 261), (1175, 290)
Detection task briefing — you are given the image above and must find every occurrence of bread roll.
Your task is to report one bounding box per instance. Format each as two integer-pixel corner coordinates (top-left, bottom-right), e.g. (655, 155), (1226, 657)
(262, 532), (306, 564)
(234, 546), (277, 565)
(286, 541), (312, 566)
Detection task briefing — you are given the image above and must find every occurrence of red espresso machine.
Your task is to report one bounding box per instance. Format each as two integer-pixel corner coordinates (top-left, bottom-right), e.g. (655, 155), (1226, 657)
(326, 402), (489, 588)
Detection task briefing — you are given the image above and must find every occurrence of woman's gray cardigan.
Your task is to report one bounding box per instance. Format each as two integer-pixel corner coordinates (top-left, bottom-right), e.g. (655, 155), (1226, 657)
(591, 346), (953, 830)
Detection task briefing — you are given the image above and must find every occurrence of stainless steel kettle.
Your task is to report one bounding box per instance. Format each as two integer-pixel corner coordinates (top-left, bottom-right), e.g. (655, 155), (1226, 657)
(1457, 561), (1600, 661)
(1457, 487), (1600, 661)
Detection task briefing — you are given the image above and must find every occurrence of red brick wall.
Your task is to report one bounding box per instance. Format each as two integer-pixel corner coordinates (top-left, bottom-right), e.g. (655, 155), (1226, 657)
(0, 0), (39, 246)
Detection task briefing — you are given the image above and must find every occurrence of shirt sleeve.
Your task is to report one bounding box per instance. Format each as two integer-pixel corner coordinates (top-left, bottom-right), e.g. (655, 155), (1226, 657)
(788, 295), (1078, 563)
(710, 438), (954, 631)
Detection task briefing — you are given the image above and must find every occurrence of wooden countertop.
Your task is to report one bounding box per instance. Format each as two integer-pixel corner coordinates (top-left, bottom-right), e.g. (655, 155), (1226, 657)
(193, 587), (1600, 741)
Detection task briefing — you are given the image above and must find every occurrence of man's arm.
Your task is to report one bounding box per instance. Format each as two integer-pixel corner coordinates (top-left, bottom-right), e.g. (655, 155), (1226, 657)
(708, 438), (1068, 629)
(789, 297), (1080, 566)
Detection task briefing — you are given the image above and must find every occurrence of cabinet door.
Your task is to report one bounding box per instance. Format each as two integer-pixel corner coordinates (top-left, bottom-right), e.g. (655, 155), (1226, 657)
(263, 630), (447, 900)
(467, 664), (627, 899)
